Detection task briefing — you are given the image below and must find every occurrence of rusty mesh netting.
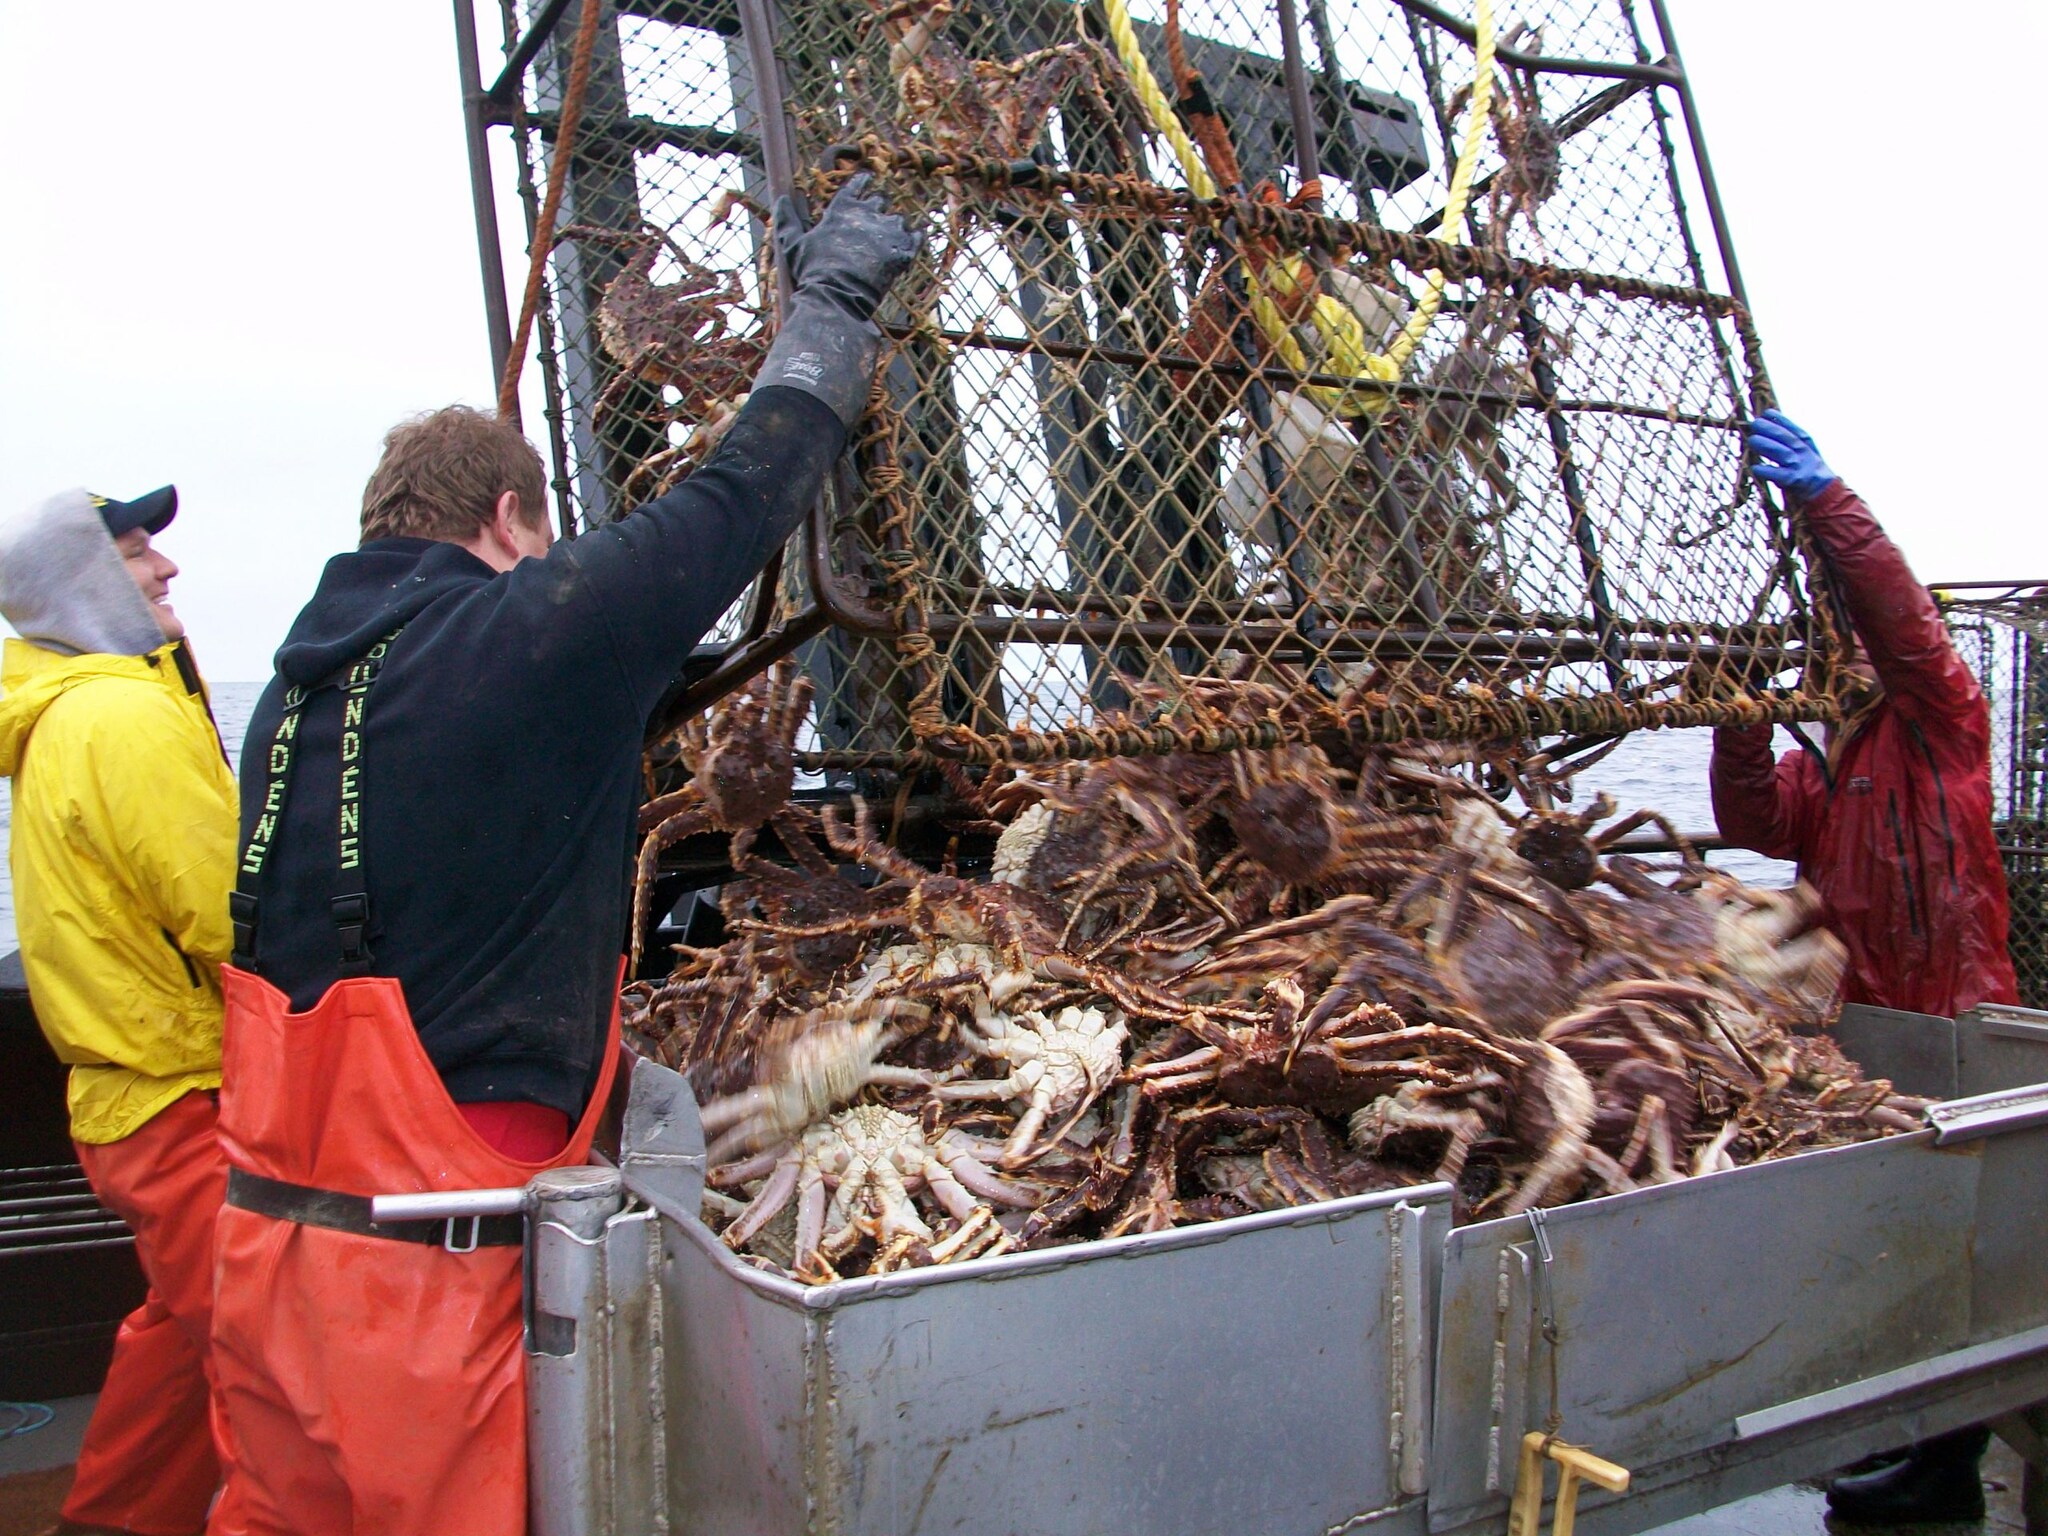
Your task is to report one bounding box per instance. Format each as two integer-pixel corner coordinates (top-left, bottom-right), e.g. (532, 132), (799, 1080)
(1942, 586), (2048, 1008)
(485, 0), (1847, 772)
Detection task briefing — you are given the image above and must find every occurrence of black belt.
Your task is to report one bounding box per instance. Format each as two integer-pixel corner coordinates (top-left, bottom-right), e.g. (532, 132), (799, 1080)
(226, 1168), (524, 1251)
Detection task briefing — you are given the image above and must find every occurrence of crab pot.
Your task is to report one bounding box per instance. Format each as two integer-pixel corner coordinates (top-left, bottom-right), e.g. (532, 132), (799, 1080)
(1941, 587), (2048, 1009)
(463, 0), (1848, 777)
(592, 1059), (1452, 1536)
(1427, 1001), (2048, 1536)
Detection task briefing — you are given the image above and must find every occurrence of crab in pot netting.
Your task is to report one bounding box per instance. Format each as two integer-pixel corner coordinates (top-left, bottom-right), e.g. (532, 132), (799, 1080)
(559, 194), (774, 505)
(849, 0), (1140, 168)
(840, 0), (1143, 294)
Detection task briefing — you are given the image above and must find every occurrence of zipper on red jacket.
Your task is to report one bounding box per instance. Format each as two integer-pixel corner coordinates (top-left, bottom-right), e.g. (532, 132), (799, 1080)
(1904, 719), (1959, 894)
(1887, 791), (1923, 938)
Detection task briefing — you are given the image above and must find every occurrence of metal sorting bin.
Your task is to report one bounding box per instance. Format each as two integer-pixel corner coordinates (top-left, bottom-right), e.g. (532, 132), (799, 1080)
(529, 1004), (2048, 1536)
(1430, 1002), (2048, 1536)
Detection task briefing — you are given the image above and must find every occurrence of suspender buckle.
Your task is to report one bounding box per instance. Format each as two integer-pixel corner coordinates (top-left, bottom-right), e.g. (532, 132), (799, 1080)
(229, 891), (260, 965)
(443, 1215), (483, 1254)
(330, 893), (372, 966)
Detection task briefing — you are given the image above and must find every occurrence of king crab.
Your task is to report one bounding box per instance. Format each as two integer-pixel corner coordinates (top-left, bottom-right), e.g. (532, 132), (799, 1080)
(712, 1103), (1040, 1280)
(933, 1003), (1130, 1166)
(1212, 743), (1445, 915)
(630, 660), (819, 973)
(1129, 974), (1520, 1118)
(855, 0), (1137, 170)
(563, 194), (772, 502)
(693, 996), (939, 1163)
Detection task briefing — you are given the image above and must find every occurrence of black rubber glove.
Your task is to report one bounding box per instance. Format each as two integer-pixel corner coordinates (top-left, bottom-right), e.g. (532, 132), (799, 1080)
(753, 173), (920, 429)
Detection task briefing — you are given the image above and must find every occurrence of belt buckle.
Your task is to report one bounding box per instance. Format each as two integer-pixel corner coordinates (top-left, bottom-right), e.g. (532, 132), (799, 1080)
(443, 1215), (483, 1254)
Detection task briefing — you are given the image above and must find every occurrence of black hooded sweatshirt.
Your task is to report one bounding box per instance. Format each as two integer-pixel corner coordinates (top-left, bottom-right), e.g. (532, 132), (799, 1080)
(235, 388), (842, 1116)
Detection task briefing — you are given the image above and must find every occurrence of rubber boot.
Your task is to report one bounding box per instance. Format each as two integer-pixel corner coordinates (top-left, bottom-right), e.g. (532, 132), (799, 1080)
(1825, 1425), (1991, 1525)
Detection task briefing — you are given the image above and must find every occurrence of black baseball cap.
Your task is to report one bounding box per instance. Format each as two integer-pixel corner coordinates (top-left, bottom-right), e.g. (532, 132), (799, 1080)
(89, 486), (178, 538)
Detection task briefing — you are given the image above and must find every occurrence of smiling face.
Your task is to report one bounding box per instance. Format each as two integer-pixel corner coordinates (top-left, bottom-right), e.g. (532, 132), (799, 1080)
(114, 527), (183, 641)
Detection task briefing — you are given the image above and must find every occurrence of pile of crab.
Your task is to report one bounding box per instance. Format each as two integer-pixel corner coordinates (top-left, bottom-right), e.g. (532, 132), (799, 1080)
(623, 665), (1927, 1284)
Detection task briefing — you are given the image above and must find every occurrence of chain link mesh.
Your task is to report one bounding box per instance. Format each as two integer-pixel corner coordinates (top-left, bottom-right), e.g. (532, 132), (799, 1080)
(491, 0), (1846, 771)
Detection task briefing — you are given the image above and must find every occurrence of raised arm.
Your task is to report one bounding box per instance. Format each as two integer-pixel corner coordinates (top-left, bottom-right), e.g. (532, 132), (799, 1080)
(505, 176), (917, 717)
(1749, 410), (1984, 739)
(1710, 721), (1813, 862)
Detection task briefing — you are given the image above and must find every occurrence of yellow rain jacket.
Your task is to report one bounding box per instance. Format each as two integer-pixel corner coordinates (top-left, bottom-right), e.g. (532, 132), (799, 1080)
(0, 637), (238, 1142)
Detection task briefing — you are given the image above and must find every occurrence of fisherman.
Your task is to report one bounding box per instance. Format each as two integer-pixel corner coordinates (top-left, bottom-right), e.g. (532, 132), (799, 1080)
(205, 177), (914, 1533)
(0, 487), (239, 1536)
(1712, 408), (2017, 1524)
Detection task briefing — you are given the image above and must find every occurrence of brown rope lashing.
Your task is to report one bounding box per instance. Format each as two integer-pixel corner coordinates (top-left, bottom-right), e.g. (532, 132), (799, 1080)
(814, 141), (1750, 321)
(497, 0), (606, 426)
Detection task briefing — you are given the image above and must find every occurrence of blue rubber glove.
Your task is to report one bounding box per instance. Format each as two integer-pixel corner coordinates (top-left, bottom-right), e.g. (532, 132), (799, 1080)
(1747, 409), (1838, 501)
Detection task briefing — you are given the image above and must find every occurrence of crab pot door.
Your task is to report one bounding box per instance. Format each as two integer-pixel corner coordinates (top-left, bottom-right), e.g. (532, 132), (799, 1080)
(475, 0), (1845, 766)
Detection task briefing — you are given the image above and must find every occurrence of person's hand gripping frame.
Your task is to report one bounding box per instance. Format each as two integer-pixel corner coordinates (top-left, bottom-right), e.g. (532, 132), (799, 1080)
(752, 173), (921, 429)
(1747, 409), (1839, 503)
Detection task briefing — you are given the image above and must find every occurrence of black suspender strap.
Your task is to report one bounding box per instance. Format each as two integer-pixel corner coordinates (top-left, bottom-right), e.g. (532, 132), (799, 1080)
(230, 684), (308, 970)
(229, 627), (404, 975)
(331, 633), (395, 975)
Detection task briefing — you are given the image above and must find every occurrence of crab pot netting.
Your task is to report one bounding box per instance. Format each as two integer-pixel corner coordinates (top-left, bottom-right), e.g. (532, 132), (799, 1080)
(494, 0), (1846, 770)
(1943, 589), (2048, 1008)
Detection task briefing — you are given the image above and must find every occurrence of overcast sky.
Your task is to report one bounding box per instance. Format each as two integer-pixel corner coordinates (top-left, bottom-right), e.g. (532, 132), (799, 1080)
(1, 0), (2041, 680)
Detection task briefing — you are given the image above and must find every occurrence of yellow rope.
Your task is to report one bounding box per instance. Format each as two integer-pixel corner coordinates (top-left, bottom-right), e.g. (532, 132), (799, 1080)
(1093, 0), (1495, 410)
(1095, 0), (1217, 199)
(1387, 0), (1493, 375)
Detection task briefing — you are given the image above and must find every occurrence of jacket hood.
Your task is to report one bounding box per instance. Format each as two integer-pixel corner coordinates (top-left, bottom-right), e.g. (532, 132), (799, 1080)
(273, 537), (494, 686)
(0, 489), (167, 658)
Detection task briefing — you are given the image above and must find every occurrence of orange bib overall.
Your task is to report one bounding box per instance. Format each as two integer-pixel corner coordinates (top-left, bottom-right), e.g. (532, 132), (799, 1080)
(209, 967), (618, 1535)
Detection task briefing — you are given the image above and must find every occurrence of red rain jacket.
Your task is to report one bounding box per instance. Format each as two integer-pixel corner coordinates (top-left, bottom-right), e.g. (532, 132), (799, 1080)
(1710, 480), (2018, 1018)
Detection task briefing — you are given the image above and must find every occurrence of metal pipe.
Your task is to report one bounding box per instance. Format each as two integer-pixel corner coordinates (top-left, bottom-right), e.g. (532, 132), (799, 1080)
(736, 0), (802, 258)
(656, 608), (833, 738)
(1643, 0), (1750, 307)
(486, 0), (576, 105)
(1273, 0), (1324, 201)
(921, 578), (1799, 644)
(454, 0), (515, 386)
(371, 1187), (528, 1223)
(1301, 0), (1377, 218)
(503, 113), (757, 159)
(1513, 278), (1630, 690)
(1391, 0), (1682, 85)
(497, 0), (579, 539)
(1361, 434), (1445, 625)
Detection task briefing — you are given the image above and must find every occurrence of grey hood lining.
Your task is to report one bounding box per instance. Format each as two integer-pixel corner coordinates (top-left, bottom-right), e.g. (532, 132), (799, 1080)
(0, 489), (168, 658)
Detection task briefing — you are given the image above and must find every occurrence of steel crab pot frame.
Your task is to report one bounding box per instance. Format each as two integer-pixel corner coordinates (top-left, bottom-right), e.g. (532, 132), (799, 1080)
(457, 0), (1852, 779)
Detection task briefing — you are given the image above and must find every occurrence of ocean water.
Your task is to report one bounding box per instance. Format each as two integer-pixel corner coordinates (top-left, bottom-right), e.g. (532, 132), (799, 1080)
(0, 687), (1792, 956)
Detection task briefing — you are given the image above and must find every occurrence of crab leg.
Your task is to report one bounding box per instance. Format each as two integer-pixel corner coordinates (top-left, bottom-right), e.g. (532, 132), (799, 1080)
(928, 1206), (1012, 1265)
(1501, 1045), (1596, 1216)
(724, 1145), (803, 1249)
(1125, 1046), (1222, 1080)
